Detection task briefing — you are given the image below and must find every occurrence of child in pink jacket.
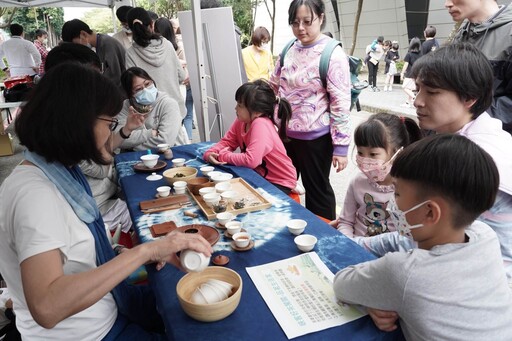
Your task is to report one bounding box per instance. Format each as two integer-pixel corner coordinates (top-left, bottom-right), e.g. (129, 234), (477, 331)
(204, 80), (297, 193)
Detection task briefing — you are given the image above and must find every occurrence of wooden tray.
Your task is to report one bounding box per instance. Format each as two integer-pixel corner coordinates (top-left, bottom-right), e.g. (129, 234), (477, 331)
(148, 222), (220, 245)
(189, 178), (271, 220)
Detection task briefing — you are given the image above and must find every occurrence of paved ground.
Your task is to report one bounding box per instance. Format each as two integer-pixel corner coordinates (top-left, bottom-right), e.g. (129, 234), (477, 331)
(0, 70), (414, 217)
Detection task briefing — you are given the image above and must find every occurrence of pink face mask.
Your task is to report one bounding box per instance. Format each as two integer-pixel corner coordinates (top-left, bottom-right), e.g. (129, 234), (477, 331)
(356, 147), (403, 182)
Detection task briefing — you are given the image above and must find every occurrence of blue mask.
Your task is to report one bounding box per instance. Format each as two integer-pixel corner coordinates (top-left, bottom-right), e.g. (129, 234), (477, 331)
(134, 84), (158, 105)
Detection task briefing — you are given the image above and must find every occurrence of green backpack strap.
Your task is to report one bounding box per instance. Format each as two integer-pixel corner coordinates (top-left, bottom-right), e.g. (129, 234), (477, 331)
(319, 39), (343, 88)
(279, 38), (297, 69)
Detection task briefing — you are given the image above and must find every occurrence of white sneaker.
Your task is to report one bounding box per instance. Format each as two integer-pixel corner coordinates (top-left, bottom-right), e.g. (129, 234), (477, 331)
(383, 86), (389, 92)
(388, 86), (392, 92)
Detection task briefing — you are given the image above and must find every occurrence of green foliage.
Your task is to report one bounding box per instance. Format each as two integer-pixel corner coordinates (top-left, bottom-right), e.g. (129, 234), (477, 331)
(10, 7), (64, 40)
(135, 0), (191, 19)
(82, 8), (115, 34)
(395, 60), (404, 72)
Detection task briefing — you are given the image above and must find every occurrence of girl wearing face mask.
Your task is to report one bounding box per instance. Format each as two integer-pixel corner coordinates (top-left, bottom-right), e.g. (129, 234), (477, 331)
(116, 67), (188, 151)
(242, 26), (274, 82)
(333, 113), (422, 238)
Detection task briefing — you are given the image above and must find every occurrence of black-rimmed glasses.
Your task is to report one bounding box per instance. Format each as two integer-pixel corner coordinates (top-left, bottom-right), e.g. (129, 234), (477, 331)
(97, 117), (119, 131)
(291, 16), (319, 28)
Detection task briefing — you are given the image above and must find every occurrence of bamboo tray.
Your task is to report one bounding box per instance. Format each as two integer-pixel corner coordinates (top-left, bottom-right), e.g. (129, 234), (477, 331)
(189, 178), (271, 220)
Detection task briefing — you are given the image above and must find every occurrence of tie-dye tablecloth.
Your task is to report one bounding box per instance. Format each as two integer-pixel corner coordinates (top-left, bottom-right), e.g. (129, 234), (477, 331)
(114, 143), (404, 341)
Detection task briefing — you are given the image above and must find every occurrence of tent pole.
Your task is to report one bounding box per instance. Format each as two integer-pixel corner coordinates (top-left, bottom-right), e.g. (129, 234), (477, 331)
(191, 0), (210, 141)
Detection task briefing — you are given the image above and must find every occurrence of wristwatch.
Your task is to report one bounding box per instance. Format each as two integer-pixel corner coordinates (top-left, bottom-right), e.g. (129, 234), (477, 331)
(119, 126), (131, 139)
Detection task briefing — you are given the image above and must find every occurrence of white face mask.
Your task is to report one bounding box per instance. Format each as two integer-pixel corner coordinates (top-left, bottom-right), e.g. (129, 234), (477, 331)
(387, 197), (429, 239)
(259, 43), (269, 50)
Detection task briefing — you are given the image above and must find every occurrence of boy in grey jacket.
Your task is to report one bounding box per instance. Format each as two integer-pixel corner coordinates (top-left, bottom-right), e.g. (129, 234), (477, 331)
(334, 134), (512, 340)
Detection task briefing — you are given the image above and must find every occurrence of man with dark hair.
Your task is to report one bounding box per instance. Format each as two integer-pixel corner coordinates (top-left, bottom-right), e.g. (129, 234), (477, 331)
(33, 29), (48, 74)
(447, 0), (512, 134)
(112, 5), (133, 49)
(61, 19), (126, 88)
(44, 43), (101, 72)
(0, 23), (41, 76)
(421, 25), (439, 55)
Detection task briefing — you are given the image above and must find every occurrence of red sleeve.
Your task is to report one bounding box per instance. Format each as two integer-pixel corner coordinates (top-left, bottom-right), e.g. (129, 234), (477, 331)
(203, 120), (242, 161)
(217, 118), (273, 168)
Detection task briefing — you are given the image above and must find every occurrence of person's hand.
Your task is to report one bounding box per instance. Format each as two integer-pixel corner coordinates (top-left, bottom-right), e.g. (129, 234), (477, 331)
(146, 230), (213, 271)
(32, 66), (39, 73)
(5, 298), (13, 309)
(329, 218), (339, 228)
(208, 153), (226, 165)
(182, 76), (190, 87)
(332, 155), (347, 173)
(367, 308), (399, 332)
(152, 129), (158, 137)
(125, 106), (148, 133)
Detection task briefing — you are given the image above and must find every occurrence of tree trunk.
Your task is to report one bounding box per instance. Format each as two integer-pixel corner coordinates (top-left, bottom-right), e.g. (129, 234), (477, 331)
(349, 0), (363, 56)
(270, 0), (275, 54)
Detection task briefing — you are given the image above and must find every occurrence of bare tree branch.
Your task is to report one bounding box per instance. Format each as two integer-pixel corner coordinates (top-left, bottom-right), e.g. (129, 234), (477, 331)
(349, 0), (363, 56)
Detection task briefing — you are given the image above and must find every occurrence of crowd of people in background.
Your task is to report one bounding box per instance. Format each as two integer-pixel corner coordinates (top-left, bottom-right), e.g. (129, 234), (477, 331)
(0, 0), (511, 339)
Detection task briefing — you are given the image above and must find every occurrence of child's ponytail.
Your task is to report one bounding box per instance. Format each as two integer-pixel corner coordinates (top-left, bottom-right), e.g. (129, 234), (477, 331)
(402, 116), (423, 145)
(276, 96), (292, 141)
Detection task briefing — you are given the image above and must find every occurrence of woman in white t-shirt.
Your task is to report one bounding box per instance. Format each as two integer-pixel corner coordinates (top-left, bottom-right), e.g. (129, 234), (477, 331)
(0, 63), (212, 340)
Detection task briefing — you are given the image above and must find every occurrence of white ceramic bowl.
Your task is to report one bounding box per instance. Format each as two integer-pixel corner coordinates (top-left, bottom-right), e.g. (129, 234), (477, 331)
(225, 221), (242, 235)
(216, 212), (234, 226)
(220, 190), (239, 204)
(200, 283), (228, 304)
(207, 171), (223, 181)
(157, 143), (170, 152)
(215, 182), (232, 193)
(140, 154), (159, 168)
(174, 180), (187, 194)
(181, 249), (210, 272)
(200, 166), (215, 176)
(172, 158), (186, 167)
(287, 219), (307, 235)
(157, 186), (171, 197)
(190, 288), (209, 305)
(211, 173), (234, 184)
(294, 234), (317, 252)
(199, 187), (217, 198)
(203, 192), (221, 207)
(232, 231), (251, 248)
(206, 279), (233, 296)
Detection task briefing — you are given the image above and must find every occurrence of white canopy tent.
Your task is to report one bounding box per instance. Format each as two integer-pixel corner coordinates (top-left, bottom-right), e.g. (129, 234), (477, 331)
(0, 0), (211, 141)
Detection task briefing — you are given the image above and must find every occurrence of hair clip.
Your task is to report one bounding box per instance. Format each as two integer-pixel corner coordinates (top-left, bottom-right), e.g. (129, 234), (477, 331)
(275, 96), (281, 104)
(133, 19), (143, 25)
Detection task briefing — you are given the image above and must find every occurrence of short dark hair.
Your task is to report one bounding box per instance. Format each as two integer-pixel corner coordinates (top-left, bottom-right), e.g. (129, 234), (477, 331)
(16, 63), (123, 166)
(155, 17), (178, 50)
(289, 0), (326, 30)
(354, 113), (422, 154)
(127, 7), (161, 48)
(61, 19), (93, 42)
(377, 36), (384, 43)
(424, 25), (437, 38)
(411, 42), (493, 118)
(408, 37), (421, 52)
(235, 79), (292, 141)
(391, 134), (499, 229)
(116, 6), (133, 23)
(147, 11), (159, 21)
(35, 29), (47, 38)
(121, 66), (155, 98)
(392, 42), (399, 50)
(9, 24), (23, 36)
(250, 26), (270, 46)
(45, 43), (101, 72)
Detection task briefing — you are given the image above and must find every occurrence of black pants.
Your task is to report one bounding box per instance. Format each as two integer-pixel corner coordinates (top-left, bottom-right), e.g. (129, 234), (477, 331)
(367, 61), (379, 87)
(285, 134), (336, 220)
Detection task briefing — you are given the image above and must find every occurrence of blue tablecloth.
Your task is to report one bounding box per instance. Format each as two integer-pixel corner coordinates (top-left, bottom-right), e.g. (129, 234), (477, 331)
(114, 143), (404, 341)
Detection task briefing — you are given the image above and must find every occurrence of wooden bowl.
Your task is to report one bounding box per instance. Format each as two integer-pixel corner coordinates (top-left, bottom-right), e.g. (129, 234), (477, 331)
(163, 166), (198, 185)
(187, 177), (213, 195)
(176, 267), (242, 322)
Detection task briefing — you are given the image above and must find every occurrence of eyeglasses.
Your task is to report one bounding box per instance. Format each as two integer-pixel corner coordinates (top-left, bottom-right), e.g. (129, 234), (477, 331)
(132, 80), (154, 96)
(291, 16), (319, 28)
(97, 117), (119, 131)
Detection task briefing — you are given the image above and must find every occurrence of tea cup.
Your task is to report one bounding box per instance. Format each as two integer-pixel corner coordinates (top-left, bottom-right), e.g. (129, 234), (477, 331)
(215, 182), (232, 193)
(180, 249), (210, 272)
(211, 173), (233, 184)
(216, 212), (234, 226)
(203, 192), (221, 207)
(232, 231), (251, 248)
(140, 154), (159, 168)
(220, 190), (239, 204)
(190, 287), (208, 305)
(156, 186), (171, 198)
(207, 171), (222, 181)
(200, 283), (227, 304)
(225, 221), (242, 235)
(174, 180), (187, 194)
(200, 166), (215, 176)
(294, 234), (317, 252)
(172, 158), (186, 167)
(157, 143), (170, 152)
(287, 219), (307, 235)
(199, 187), (216, 198)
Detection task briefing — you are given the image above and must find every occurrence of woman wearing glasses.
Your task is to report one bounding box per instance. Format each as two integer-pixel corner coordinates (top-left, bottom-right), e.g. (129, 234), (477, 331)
(270, 0), (351, 220)
(116, 67), (188, 151)
(0, 63), (212, 340)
